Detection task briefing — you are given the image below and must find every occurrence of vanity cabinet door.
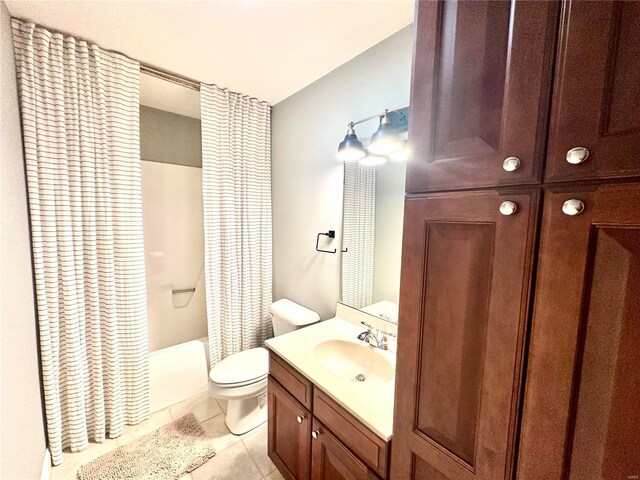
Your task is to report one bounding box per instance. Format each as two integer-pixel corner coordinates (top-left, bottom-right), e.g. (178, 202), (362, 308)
(390, 189), (539, 480)
(517, 184), (640, 479)
(406, 0), (557, 193)
(545, 1), (640, 183)
(311, 419), (378, 480)
(268, 378), (312, 480)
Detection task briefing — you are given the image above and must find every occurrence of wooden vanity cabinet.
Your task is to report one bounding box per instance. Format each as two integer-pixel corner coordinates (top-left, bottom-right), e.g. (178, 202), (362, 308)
(406, 0), (558, 193)
(544, 1), (640, 183)
(268, 352), (391, 480)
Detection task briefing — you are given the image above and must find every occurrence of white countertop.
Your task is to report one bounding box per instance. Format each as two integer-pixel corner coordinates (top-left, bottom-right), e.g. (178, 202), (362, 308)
(265, 317), (395, 441)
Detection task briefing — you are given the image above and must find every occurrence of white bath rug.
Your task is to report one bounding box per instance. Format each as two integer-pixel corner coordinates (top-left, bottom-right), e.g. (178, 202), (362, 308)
(77, 413), (216, 480)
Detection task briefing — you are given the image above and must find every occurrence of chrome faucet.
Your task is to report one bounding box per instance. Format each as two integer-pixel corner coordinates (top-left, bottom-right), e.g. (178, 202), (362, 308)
(357, 321), (397, 350)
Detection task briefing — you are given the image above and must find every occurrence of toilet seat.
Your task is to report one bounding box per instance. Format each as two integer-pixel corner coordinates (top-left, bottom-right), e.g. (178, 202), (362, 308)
(209, 347), (269, 388)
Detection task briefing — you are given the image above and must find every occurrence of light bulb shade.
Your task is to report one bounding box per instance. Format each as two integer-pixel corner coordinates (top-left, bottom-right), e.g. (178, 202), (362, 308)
(368, 115), (402, 155)
(337, 129), (366, 162)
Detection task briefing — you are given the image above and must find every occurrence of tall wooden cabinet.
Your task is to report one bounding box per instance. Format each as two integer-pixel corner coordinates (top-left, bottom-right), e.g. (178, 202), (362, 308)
(392, 1), (640, 479)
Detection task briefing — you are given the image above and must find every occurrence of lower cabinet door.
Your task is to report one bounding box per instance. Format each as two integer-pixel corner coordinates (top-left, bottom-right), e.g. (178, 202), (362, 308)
(517, 184), (640, 479)
(311, 419), (377, 480)
(391, 189), (540, 480)
(268, 377), (312, 480)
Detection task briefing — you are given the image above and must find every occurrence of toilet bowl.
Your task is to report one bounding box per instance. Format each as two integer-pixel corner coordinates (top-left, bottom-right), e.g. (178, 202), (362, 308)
(208, 298), (320, 435)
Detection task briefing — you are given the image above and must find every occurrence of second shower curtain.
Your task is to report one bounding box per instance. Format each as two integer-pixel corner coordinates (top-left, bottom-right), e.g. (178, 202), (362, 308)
(200, 84), (272, 365)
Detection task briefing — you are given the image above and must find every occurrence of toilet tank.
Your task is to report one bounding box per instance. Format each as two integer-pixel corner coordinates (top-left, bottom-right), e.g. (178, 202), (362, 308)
(270, 298), (320, 337)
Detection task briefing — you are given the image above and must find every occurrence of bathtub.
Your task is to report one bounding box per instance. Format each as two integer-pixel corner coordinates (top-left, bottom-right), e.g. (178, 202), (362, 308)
(149, 337), (210, 413)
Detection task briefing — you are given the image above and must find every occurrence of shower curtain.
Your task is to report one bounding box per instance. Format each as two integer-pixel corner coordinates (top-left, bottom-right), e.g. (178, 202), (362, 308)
(12, 20), (148, 465)
(200, 84), (272, 365)
(341, 162), (376, 309)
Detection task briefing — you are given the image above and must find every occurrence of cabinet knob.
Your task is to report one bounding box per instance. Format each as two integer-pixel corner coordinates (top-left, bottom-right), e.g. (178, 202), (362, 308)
(566, 147), (589, 164)
(503, 157), (521, 172)
(312, 430), (320, 439)
(562, 199), (585, 216)
(296, 415), (304, 424)
(499, 201), (518, 216)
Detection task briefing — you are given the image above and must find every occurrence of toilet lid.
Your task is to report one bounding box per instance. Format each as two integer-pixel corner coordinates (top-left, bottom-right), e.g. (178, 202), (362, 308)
(209, 347), (269, 385)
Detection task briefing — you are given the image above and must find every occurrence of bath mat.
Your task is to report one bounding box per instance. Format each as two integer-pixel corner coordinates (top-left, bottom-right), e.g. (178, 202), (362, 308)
(77, 413), (215, 480)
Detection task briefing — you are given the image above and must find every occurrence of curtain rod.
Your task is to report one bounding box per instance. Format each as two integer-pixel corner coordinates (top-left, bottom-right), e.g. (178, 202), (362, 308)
(13, 16), (269, 104)
(140, 63), (200, 92)
(139, 62), (270, 105)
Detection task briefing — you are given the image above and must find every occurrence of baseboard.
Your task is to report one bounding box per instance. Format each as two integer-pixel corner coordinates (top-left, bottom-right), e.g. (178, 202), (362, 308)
(40, 448), (51, 480)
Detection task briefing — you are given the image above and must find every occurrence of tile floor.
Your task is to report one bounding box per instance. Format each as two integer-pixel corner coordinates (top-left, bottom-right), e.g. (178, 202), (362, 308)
(50, 393), (283, 480)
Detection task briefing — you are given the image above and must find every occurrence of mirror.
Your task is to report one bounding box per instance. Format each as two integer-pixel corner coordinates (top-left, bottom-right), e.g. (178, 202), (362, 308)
(340, 108), (408, 324)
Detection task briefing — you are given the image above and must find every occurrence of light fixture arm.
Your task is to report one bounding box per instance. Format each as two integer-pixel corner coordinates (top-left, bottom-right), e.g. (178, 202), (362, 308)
(346, 105), (408, 128)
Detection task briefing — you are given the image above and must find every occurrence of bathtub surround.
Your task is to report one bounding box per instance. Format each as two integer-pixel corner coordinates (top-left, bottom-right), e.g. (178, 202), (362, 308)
(341, 162), (376, 309)
(200, 84), (272, 365)
(140, 105), (206, 351)
(0, 3), (47, 478)
(142, 161), (206, 352)
(12, 19), (148, 465)
(272, 25), (413, 319)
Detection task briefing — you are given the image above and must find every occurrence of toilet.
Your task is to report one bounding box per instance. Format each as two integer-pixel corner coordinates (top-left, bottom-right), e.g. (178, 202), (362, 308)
(208, 298), (320, 434)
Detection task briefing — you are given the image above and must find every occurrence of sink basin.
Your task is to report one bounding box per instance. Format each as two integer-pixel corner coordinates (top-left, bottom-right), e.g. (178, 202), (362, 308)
(313, 339), (394, 385)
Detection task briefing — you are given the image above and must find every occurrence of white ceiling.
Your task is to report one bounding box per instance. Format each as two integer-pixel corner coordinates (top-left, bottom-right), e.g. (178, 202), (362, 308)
(6, 0), (414, 106)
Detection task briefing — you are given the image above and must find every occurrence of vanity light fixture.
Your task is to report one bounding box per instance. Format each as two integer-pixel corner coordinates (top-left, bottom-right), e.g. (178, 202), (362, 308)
(336, 123), (366, 162)
(337, 106), (408, 164)
(368, 110), (402, 156)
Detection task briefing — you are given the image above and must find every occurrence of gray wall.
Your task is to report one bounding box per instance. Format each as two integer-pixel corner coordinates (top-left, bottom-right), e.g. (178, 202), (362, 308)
(140, 105), (202, 167)
(272, 25), (413, 319)
(0, 1), (47, 478)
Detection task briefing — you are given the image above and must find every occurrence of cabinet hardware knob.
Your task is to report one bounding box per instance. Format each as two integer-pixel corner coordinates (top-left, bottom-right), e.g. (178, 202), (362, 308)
(503, 157), (521, 172)
(499, 201), (518, 216)
(296, 415), (304, 424)
(562, 199), (585, 216)
(566, 147), (589, 164)
(312, 430), (320, 439)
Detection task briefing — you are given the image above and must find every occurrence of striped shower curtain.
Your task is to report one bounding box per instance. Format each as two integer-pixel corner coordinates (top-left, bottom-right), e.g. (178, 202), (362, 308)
(341, 162), (376, 309)
(200, 84), (272, 366)
(12, 20), (148, 465)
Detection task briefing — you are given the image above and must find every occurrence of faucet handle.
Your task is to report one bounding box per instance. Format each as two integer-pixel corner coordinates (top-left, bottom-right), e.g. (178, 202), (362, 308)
(360, 321), (374, 330)
(380, 330), (397, 338)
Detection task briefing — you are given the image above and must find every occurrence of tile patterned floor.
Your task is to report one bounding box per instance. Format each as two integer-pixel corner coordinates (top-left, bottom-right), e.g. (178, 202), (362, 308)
(50, 393), (282, 480)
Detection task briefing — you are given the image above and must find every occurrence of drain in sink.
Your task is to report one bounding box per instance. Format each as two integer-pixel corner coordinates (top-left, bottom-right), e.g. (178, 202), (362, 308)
(355, 373), (366, 382)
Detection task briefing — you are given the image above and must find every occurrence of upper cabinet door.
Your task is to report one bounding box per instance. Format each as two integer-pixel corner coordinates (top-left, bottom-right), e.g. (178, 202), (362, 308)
(517, 184), (640, 479)
(406, 1), (558, 193)
(545, 1), (640, 182)
(391, 189), (539, 480)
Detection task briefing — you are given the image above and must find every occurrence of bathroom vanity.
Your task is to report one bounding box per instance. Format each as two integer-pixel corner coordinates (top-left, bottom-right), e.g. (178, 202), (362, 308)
(265, 316), (395, 480)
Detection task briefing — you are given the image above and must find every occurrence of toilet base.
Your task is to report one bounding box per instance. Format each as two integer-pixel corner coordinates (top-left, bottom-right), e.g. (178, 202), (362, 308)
(224, 394), (267, 435)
